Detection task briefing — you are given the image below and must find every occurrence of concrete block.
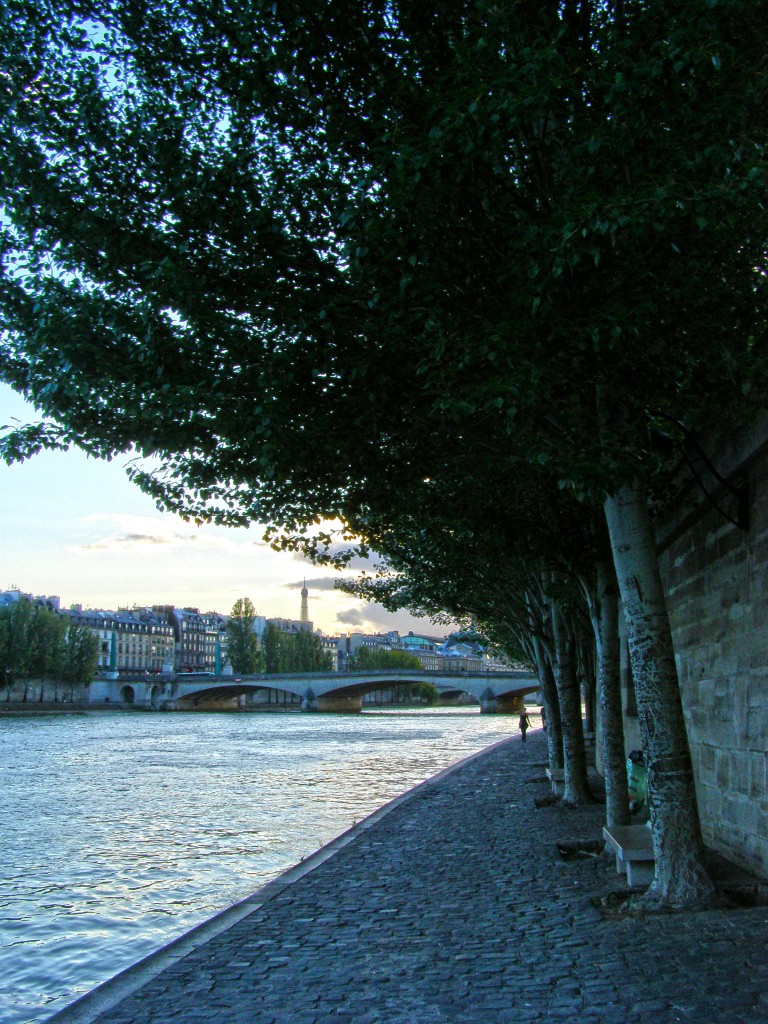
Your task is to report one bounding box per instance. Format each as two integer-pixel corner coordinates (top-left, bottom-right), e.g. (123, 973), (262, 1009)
(744, 668), (768, 698)
(699, 742), (716, 775)
(546, 768), (565, 797)
(715, 749), (730, 790)
(736, 798), (760, 839)
(729, 751), (750, 795)
(745, 706), (768, 745)
(749, 752), (768, 801)
(712, 693), (732, 723)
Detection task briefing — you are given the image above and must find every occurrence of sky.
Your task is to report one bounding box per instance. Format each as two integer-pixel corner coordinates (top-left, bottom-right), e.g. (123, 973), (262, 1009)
(0, 383), (447, 637)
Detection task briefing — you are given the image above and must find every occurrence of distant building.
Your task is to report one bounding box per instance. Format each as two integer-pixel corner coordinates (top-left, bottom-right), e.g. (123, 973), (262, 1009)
(267, 616), (312, 635)
(151, 606), (225, 674)
(66, 607), (175, 676)
(400, 631), (439, 650)
(0, 588), (60, 612)
(347, 631), (395, 657)
(318, 633), (341, 672)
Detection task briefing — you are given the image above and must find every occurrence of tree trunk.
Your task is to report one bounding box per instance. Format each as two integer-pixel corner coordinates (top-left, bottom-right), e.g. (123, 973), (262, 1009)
(595, 558), (631, 829)
(579, 637), (596, 736)
(604, 484), (716, 909)
(532, 635), (563, 770)
(551, 603), (593, 804)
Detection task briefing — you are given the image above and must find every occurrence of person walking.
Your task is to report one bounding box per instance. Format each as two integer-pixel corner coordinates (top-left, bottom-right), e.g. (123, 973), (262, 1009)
(518, 708), (532, 742)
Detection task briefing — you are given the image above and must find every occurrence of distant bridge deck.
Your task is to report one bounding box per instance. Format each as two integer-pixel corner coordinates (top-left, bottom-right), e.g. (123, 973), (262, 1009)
(89, 669), (540, 713)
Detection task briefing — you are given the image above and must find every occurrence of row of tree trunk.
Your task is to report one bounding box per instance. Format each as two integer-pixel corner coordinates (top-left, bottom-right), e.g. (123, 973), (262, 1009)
(515, 485), (715, 910)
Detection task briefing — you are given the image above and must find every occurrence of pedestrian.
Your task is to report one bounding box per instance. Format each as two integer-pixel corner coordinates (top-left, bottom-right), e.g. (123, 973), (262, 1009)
(540, 705), (547, 731)
(518, 708), (532, 742)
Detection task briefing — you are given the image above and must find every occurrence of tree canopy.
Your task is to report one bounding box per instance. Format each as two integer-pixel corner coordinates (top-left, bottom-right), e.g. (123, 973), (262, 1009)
(0, 601), (99, 691)
(347, 645), (422, 672)
(226, 597), (264, 674)
(261, 623), (333, 674)
(2, 0), (767, 910)
(2, 0), (766, 518)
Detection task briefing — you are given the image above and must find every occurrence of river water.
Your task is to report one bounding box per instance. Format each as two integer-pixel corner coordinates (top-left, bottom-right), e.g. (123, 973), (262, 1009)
(1, 708), (514, 1024)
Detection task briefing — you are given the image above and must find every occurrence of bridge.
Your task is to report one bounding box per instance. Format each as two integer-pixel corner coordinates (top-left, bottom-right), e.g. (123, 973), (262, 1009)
(88, 670), (540, 713)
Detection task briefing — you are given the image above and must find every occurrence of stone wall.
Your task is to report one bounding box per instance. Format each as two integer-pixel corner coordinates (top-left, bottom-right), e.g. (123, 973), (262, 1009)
(655, 417), (768, 877)
(0, 679), (89, 705)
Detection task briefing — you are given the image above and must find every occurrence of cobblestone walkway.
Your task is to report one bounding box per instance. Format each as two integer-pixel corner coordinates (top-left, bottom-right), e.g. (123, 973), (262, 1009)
(57, 731), (768, 1024)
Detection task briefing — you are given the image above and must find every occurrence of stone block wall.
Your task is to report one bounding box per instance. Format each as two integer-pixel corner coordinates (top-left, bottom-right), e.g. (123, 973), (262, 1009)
(656, 420), (768, 877)
(0, 679), (89, 705)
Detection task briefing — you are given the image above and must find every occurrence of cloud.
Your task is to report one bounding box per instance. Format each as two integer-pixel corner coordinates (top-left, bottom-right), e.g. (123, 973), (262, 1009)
(284, 575), (347, 592)
(335, 601), (413, 632)
(332, 599), (453, 638)
(80, 533), (170, 550)
(70, 513), (259, 555)
(336, 607), (368, 626)
(292, 541), (376, 572)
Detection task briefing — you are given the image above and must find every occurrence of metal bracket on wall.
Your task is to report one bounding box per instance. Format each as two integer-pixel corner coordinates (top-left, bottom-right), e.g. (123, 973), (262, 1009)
(682, 435), (751, 532)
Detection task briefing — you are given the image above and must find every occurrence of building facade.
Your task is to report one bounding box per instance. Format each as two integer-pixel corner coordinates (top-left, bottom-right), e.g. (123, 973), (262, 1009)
(67, 607), (176, 676)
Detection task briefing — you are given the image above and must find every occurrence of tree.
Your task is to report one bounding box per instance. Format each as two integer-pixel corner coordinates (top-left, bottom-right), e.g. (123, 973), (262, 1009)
(347, 646), (421, 672)
(291, 629), (333, 673)
(261, 624), (332, 674)
(261, 623), (286, 675)
(0, 600), (34, 693)
(2, 1), (767, 907)
(61, 620), (100, 694)
(0, 602), (97, 700)
(226, 597), (264, 674)
(347, 646), (437, 704)
(27, 605), (67, 700)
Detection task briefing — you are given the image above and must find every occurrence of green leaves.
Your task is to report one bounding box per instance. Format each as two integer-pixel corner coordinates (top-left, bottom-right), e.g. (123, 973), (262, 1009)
(0, 0), (766, 565)
(226, 597), (264, 674)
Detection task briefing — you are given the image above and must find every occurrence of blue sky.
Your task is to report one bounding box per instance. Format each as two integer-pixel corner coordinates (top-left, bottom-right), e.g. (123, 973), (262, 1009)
(0, 383), (439, 635)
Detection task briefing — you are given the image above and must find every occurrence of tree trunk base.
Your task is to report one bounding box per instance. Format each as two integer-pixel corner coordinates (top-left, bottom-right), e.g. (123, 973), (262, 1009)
(561, 790), (598, 808)
(627, 874), (719, 913)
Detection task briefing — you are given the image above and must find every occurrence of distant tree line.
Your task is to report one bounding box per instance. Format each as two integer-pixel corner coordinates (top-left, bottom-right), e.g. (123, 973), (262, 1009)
(347, 647), (438, 705)
(262, 624), (333, 674)
(225, 599), (334, 675)
(0, 601), (100, 699)
(347, 646), (421, 672)
(225, 598), (265, 674)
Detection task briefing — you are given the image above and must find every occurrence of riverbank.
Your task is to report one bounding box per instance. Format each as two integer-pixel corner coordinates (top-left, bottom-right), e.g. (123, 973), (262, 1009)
(0, 703), (162, 715)
(46, 729), (768, 1024)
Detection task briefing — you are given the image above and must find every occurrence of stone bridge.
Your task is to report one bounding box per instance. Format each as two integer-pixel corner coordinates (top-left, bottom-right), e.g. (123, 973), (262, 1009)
(88, 670), (540, 713)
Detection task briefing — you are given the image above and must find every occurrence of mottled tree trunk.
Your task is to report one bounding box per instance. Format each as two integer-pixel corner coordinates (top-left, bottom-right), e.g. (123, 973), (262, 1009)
(604, 484), (715, 909)
(579, 637), (596, 736)
(595, 559), (631, 829)
(551, 603), (593, 804)
(532, 635), (563, 770)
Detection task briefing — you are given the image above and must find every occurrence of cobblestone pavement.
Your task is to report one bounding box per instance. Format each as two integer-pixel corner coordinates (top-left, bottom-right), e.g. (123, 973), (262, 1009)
(62, 731), (768, 1024)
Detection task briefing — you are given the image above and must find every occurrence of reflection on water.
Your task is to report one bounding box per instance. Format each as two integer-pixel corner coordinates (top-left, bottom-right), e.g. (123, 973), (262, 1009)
(0, 708), (512, 1024)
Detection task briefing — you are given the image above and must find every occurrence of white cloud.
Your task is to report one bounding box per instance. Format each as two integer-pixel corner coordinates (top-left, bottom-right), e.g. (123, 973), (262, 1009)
(335, 606), (368, 627)
(68, 513), (261, 555)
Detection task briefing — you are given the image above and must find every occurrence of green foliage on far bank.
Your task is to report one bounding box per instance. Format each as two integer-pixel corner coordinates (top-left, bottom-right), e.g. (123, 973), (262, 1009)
(347, 646), (421, 672)
(226, 597), (265, 674)
(262, 624), (333, 674)
(347, 646), (438, 705)
(0, 601), (99, 693)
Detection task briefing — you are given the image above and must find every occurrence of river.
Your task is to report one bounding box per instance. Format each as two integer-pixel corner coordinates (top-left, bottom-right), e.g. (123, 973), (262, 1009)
(0, 708), (514, 1024)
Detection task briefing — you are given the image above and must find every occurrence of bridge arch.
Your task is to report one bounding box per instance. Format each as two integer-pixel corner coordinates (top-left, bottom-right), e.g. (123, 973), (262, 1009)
(91, 669), (540, 713)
